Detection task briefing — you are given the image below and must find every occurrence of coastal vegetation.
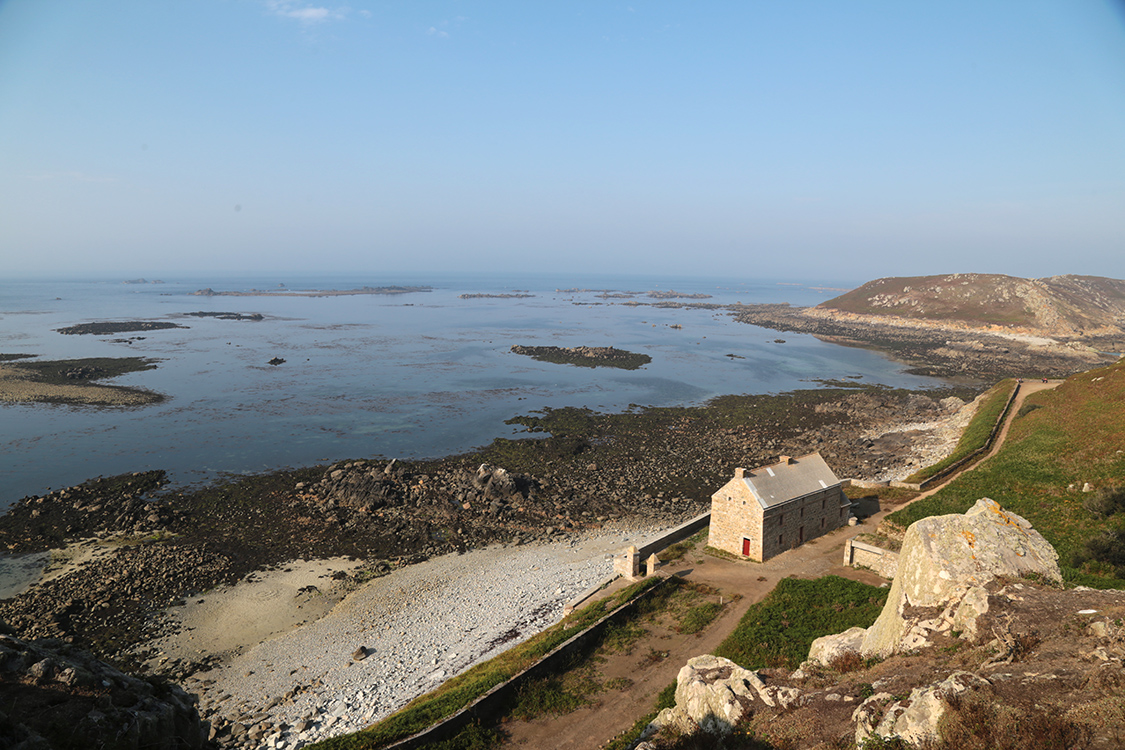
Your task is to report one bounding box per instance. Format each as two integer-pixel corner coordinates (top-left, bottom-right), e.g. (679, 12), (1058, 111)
(0, 354), (163, 405)
(0, 355), (159, 385)
(886, 359), (1125, 587)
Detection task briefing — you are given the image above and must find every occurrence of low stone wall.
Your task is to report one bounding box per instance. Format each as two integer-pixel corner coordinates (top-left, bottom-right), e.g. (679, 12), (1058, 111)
(843, 537), (900, 579)
(891, 381), (1022, 492)
(383, 577), (674, 750)
(612, 512), (711, 581)
(562, 574), (620, 616)
(636, 512), (711, 560)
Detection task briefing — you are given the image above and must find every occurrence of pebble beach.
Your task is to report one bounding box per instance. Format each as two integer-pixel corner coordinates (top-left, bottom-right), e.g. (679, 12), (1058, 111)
(164, 522), (675, 749)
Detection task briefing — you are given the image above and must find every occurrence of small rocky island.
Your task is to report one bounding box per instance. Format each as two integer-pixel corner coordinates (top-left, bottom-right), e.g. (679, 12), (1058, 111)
(510, 345), (652, 370)
(459, 293), (535, 299)
(183, 311), (264, 321)
(56, 321), (185, 335)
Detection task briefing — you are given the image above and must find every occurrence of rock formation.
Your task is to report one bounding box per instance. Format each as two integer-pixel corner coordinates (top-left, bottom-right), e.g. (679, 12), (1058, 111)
(810, 498), (1061, 660)
(0, 625), (206, 750)
(645, 500), (1123, 749)
(642, 654), (802, 739)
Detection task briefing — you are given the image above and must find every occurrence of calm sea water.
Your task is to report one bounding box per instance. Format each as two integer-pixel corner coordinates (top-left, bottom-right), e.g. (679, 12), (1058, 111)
(0, 273), (944, 508)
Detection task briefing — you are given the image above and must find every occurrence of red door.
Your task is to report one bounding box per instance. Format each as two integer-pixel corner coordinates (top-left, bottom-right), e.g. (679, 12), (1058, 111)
(742, 538), (752, 556)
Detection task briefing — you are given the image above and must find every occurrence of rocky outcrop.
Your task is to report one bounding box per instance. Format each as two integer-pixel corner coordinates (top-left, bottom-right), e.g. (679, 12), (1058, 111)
(637, 502), (1125, 750)
(853, 671), (990, 746)
(807, 498), (1061, 662)
(0, 628), (206, 750)
(643, 655), (802, 738)
(509, 345), (652, 370)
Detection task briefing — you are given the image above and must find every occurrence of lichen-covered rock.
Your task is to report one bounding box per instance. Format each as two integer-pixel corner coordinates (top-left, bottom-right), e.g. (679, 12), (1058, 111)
(645, 655), (803, 738)
(859, 671), (990, 746)
(860, 498), (1060, 657)
(807, 626), (866, 668)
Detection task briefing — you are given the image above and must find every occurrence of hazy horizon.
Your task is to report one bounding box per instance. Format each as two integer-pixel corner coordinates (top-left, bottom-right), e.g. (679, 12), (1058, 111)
(2, 2), (1123, 280)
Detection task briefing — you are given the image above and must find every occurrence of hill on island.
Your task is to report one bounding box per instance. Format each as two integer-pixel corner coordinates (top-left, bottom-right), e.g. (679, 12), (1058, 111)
(818, 273), (1125, 338)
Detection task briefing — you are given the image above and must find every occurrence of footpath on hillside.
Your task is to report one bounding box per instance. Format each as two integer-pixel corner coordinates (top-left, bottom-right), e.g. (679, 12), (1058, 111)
(500, 379), (1062, 749)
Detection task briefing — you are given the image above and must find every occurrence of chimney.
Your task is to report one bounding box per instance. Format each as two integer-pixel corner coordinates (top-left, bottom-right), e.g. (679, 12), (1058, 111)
(734, 467), (746, 478)
(779, 455), (792, 465)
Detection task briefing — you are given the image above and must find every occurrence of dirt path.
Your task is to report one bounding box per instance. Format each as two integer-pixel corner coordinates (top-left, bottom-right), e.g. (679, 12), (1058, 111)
(501, 528), (882, 749)
(897, 378), (1061, 506)
(500, 380), (1063, 749)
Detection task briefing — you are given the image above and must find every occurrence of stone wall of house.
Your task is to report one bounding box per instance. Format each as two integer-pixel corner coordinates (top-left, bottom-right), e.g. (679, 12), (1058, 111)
(759, 486), (849, 561)
(707, 478), (762, 559)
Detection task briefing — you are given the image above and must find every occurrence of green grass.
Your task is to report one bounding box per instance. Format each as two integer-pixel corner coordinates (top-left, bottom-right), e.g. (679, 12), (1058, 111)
(903, 378), (1017, 484)
(307, 577), (666, 750)
(887, 361), (1125, 587)
(678, 601), (723, 635)
(713, 576), (889, 670)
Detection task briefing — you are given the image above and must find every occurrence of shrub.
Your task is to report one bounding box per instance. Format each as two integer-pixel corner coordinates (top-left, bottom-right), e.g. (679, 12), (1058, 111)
(1077, 529), (1125, 573)
(1083, 485), (1125, 517)
(827, 650), (865, 674)
(934, 690), (1092, 750)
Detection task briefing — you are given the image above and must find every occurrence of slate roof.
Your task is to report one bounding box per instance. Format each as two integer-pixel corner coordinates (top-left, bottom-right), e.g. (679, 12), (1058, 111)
(740, 452), (841, 510)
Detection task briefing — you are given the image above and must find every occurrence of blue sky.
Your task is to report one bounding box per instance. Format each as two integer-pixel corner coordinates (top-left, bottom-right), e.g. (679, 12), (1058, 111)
(1, 1), (1123, 282)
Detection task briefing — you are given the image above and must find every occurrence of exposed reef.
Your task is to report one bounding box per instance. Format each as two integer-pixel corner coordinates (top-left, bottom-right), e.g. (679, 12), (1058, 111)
(56, 321), (184, 336)
(510, 345), (652, 370)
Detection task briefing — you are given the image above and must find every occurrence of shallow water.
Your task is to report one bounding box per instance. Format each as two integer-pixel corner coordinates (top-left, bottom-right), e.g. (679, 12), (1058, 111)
(0, 273), (944, 507)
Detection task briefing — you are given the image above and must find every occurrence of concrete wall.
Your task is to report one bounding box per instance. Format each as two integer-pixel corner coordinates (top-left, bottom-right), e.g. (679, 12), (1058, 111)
(843, 537), (900, 579)
(636, 511), (711, 561)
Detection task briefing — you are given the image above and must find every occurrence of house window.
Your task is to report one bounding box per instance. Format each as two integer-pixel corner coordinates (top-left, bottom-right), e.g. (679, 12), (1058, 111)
(821, 518), (826, 529)
(821, 498), (826, 510)
(839, 508), (844, 518)
(779, 513), (784, 525)
(800, 507), (805, 518)
(778, 534), (783, 546)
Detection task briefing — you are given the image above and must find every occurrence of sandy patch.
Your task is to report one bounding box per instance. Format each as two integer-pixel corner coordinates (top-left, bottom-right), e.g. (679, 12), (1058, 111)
(149, 558), (365, 664)
(0, 364), (159, 406)
(0, 552), (50, 600)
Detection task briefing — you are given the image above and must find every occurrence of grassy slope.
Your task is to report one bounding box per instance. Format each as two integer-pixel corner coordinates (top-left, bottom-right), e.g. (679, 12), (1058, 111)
(903, 378), (1016, 484)
(887, 359), (1125, 584)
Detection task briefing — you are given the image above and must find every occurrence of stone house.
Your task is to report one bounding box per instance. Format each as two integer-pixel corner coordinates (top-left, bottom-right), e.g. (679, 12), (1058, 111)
(708, 453), (850, 561)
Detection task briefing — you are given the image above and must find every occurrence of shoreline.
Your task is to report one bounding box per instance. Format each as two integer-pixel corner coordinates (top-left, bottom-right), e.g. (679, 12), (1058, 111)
(172, 526), (659, 747)
(0, 380), (980, 749)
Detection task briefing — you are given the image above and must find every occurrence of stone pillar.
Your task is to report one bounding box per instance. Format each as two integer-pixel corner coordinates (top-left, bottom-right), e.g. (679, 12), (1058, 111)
(613, 546), (640, 580)
(843, 537), (854, 566)
(645, 553), (660, 577)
